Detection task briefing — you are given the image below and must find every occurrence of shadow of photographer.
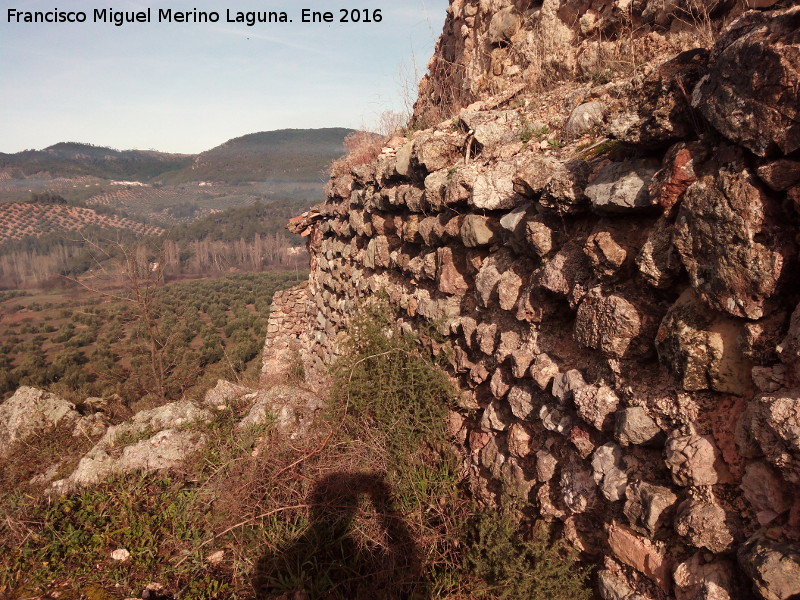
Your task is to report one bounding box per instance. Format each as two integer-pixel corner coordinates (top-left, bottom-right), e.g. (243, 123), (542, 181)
(253, 471), (428, 600)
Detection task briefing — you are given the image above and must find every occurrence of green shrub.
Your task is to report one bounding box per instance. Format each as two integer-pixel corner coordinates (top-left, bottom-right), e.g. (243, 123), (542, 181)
(465, 510), (593, 600)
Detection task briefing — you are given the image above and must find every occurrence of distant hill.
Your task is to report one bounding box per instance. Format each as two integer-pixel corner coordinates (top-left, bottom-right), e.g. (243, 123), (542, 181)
(159, 128), (354, 184)
(0, 128), (354, 185)
(0, 143), (193, 181)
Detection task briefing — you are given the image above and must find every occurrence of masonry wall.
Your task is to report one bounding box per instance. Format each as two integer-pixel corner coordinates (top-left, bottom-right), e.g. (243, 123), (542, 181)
(282, 3), (800, 599)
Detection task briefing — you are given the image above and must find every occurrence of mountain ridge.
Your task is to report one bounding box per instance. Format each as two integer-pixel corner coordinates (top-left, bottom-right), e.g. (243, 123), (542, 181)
(0, 127), (354, 184)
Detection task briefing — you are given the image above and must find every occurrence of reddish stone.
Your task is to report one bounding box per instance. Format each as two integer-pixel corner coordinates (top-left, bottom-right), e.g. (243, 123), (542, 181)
(607, 522), (671, 591)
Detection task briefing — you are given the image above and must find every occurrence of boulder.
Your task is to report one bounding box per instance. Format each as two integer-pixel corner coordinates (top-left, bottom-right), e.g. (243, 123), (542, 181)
(436, 246), (471, 296)
(574, 288), (643, 358)
(489, 6), (520, 45)
(584, 231), (627, 279)
(665, 433), (730, 487)
(607, 521), (671, 591)
(743, 390), (800, 483)
(673, 553), (737, 600)
(414, 130), (465, 173)
(530, 353), (560, 390)
(585, 159), (659, 213)
(738, 533), (800, 600)
(202, 379), (253, 409)
(474, 249), (515, 306)
(656, 289), (750, 395)
(610, 48), (708, 145)
(694, 8), (800, 156)
(551, 369), (587, 404)
(538, 240), (593, 308)
(507, 383), (536, 420)
(560, 460), (597, 513)
(535, 449), (558, 482)
(648, 142), (707, 213)
(757, 159), (800, 192)
(741, 461), (792, 526)
(238, 385), (323, 439)
(673, 168), (789, 320)
(461, 110), (524, 149)
(470, 160), (527, 210)
(624, 481), (678, 536)
(675, 497), (735, 552)
(563, 101), (606, 140)
(615, 407), (661, 447)
(0, 386), (80, 458)
(779, 302), (800, 386)
(461, 214), (502, 247)
(54, 400), (212, 489)
(591, 443), (628, 502)
(574, 384), (620, 431)
(636, 217), (682, 289)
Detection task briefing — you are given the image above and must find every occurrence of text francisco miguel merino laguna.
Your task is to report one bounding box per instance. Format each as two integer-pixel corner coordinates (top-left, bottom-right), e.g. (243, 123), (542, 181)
(6, 7), (385, 26)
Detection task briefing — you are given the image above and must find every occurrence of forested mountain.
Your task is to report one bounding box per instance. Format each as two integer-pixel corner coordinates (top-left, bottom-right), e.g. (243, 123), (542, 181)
(0, 143), (193, 180)
(158, 128), (354, 183)
(0, 128), (353, 184)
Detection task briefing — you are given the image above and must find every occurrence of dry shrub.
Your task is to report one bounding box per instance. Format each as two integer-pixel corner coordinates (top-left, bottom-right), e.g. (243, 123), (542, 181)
(328, 130), (385, 179)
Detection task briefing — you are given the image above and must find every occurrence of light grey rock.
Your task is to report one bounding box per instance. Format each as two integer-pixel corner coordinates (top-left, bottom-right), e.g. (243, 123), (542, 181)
(52, 400), (212, 490)
(480, 399), (511, 432)
(0, 386), (80, 458)
(507, 383), (536, 420)
(592, 443), (629, 502)
(470, 161), (526, 210)
(616, 407), (661, 446)
(597, 569), (636, 600)
(474, 249), (514, 307)
(563, 101), (607, 139)
(560, 460), (597, 513)
(624, 481), (678, 536)
(202, 379), (254, 409)
(461, 110), (524, 149)
(585, 159), (658, 213)
(238, 385), (323, 439)
(461, 214), (501, 247)
(535, 449), (558, 482)
(552, 369), (586, 404)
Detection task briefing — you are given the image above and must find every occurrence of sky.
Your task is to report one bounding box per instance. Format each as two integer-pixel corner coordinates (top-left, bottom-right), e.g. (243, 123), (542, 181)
(0, 0), (449, 154)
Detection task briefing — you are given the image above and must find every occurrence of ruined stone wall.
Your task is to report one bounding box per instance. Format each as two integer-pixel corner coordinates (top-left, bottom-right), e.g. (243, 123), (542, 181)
(285, 3), (800, 599)
(260, 281), (314, 380)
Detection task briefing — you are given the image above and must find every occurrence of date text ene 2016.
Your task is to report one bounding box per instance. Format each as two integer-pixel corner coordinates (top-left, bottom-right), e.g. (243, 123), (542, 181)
(301, 9), (383, 23)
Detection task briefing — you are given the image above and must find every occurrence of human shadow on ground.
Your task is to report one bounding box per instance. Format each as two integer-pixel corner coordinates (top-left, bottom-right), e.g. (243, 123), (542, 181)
(253, 471), (428, 600)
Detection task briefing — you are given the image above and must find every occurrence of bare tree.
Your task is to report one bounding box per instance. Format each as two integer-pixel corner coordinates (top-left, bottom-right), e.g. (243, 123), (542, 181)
(69, 236), (174, 402)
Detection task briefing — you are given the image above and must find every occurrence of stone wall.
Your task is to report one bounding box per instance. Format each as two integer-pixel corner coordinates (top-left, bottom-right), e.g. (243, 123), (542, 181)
(260, 281), (314, 380)
(283, 3), (800, 599)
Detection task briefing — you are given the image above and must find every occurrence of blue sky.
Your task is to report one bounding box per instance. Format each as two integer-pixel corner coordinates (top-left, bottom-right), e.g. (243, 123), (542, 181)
(0, 1), (448, 153)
